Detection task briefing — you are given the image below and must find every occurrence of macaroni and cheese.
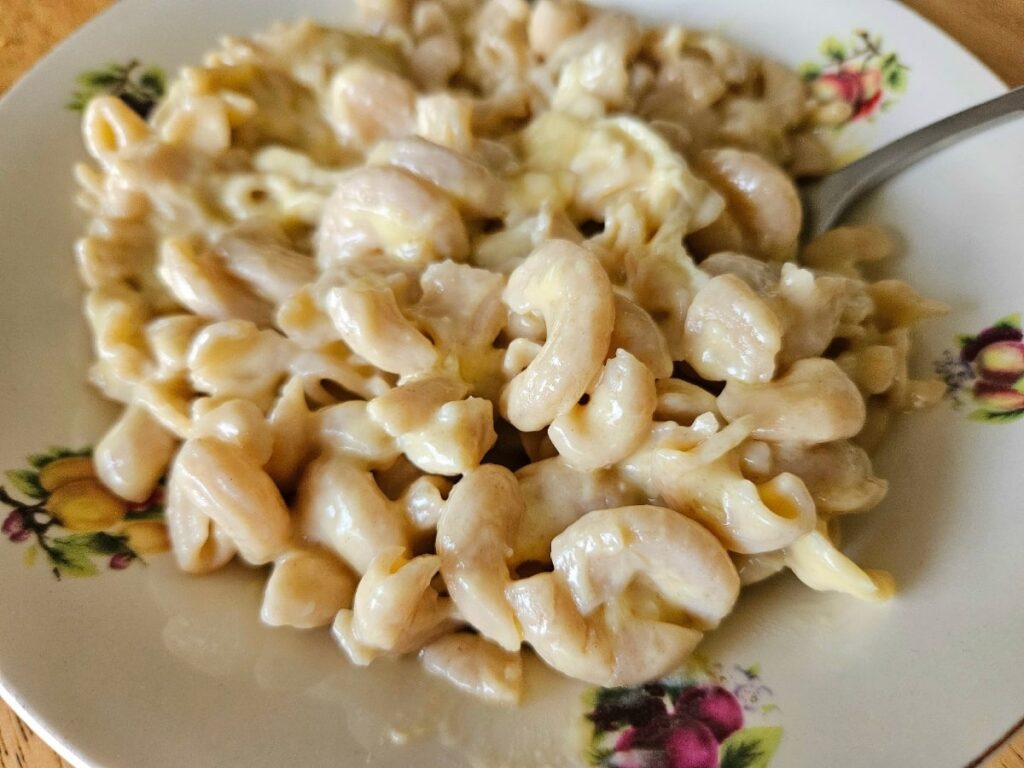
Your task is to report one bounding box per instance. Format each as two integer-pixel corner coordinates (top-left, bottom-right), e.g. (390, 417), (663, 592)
(75, 0), (945, 703)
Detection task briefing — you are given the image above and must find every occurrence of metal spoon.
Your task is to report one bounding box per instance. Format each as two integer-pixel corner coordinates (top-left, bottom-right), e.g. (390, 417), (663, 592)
(801, 85), (1024, 240)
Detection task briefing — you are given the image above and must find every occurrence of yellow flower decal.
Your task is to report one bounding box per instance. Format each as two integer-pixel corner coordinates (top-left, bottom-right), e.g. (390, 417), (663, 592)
(1, 447), (168, 578)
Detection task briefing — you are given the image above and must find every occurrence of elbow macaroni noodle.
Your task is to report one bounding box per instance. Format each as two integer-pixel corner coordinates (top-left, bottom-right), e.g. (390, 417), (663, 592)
(75, 0), (946, 702)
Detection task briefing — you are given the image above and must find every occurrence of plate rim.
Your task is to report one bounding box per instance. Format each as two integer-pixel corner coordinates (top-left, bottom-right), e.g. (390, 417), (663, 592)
(0, 0), (1015, 766)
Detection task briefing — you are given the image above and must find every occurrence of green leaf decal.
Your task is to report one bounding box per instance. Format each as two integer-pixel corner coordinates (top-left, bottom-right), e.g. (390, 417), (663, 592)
(991, 409), (1024, 422)
(27, 446), (90, 470)
(125, 504), (164, 521)
(797, 62), (821, 80)
(720, 726), (783, 768)
(587, 745), (614, 766)
(4, 470), (46, 500)
(67, 61), (165, 118)
(78, 67), (124, 88)
(55, 532), (131, 556)
(46, 538), (99, 577)
(883, 65), (908, 92)
(968, 408), (1024, 423)
(995, 313), (1022, 330)
(139, 68), (166, 93)
(819, 35), (846, 60)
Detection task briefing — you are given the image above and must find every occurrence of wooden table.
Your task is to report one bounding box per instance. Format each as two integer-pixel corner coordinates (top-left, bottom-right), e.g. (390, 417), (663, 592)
(0, 0), (1022, 766)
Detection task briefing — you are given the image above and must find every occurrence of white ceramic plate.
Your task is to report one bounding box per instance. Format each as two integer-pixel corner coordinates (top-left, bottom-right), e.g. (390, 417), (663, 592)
(1, 1), (1022, 766)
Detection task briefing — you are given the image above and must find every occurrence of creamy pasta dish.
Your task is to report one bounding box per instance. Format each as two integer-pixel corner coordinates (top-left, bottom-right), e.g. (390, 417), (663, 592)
(74, 0), (946, 703)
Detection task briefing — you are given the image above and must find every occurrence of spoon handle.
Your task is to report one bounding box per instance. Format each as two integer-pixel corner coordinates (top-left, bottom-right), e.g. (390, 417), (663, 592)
(804, 86), (1024, 238)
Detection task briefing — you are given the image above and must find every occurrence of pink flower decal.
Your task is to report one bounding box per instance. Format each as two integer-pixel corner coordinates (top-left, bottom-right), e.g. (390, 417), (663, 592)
(936, 314), (1024, 423)
(799, 30), (909, 126)
(664, 719), (719, 768)
(585, 661), (782, 768)
(676, 686), (744, 742)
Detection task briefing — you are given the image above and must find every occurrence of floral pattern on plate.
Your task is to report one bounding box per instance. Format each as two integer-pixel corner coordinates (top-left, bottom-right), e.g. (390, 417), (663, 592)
(67, 60), (165, 118)
(799, 30), (909, 126)
(935, 314), (1024, 422)
(1, 447), (169, 578)
(585, 657), (781, 768)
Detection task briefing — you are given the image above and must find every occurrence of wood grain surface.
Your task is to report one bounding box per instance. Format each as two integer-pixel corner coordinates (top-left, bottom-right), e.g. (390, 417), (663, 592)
(0, 0), (1021, 766)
